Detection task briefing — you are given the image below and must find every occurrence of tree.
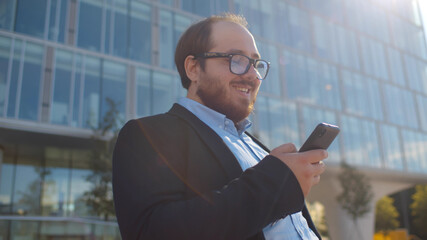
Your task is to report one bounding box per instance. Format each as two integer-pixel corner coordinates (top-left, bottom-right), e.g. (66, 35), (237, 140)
(375, 196), (399, 235)
(83, 98), (123, 221)
(410, 185), (427, 239)
(336, 162), (374, 238)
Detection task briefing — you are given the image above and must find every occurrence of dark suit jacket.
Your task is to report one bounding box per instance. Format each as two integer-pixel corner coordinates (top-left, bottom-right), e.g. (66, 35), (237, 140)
(113, 104), (321, 240)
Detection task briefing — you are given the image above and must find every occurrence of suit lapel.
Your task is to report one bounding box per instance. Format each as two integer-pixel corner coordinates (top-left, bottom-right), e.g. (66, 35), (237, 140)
(168, 104), (243, 180)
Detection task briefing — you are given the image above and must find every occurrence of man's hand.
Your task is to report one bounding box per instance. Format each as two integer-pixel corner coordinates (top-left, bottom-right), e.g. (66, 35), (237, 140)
(270, 143), (327, 197)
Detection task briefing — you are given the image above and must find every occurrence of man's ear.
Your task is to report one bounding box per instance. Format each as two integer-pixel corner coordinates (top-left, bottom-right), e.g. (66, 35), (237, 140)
(184, 55), (200, 84)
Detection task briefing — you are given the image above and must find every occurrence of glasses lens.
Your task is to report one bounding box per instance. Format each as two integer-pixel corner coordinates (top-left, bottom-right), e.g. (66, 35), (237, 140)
(230, 55), (249, 74)
(255, 60), (268, 80)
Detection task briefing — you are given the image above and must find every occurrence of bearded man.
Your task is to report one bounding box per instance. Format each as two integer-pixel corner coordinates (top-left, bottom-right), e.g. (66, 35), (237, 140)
(113, 13), (326, 240)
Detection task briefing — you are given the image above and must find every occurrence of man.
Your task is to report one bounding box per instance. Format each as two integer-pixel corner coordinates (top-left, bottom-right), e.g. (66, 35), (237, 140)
(113, 14), (327, 240)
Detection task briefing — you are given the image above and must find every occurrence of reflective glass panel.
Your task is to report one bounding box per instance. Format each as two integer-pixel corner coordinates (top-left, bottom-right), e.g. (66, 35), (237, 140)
(136, 68), (150, 117)
(0, 36), (11, 117)
(82, 56), (101, 128)
(111, 0), (128, 58)
(15, 0), (47, 38)
(152, 71), (174, 115)
(77, 0), (103, 52)
(18, 42), (44, 121)
(257, 42), (280, 95)
(0, 0), (16, 31)
(417, 95), (427, 131)
(0, 150), (14, 214)
(387, 47), (406, 86)
(10, 220), (39, 239)
(48, 0), (68, 43)
(101, 60), (126, 122)
(402, 130), (427, 173)
(42, 147), (71, 217)
(342, 70), (383, 120)
(159, 10), (174, 69)
(380, 125), (404, 170)
(254, 97), (299, 149)
(7, 40), (23, 118)
(404, 55), (427, 95)
(383, 84), (418, 129)
(341, 115), (381, 168)
(129, 2), (151, 63)
(72, 54), (84, 127)
(12, 145), (43, 215)
(284, 50), (341, 110)
(51, 50), (73, 125)
(69, 149), (92, 217)
(360, 36), (388, 80)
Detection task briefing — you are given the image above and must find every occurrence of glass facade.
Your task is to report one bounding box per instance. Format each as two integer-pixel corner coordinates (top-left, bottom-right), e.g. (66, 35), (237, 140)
(0, 0), (427, 239)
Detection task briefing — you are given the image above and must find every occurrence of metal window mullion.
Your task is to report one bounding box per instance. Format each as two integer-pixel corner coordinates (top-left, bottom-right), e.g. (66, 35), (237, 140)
(100, 0), (107, 53)
(49, 48), (57, 123)
(78, 56), (86, 127)
(109, 0), (115, 55)
(68, 53), (76, 126)
(54, 0), (62, 42)
(14, 41), (26, 119)
(39, 46), (49, 123)
(44, 0), (52, 40)
(3, 38), (15, 117)
(63, 0), (71, 43)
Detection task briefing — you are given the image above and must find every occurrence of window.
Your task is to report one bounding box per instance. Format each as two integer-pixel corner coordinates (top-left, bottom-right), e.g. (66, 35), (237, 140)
(257, 42), (280, 96)
(341, 115), (381, 168)
(51, 50), (73, 125)
(129, 2), (151, 63)
(82, 56), (101, 128)
(380, 125), (404, 170)
(101, 60), (126, 121)
(0, 36), (11, 117)
(159, 11), (192, 69)
(77, 0), (103, 52)
(404, 55), (427, 94)
(254, 97), (299, 149)
(135, 68), (176, 117)
(383, 84), (418, 129)
(284, 50), (341, 110)
(15, 0), (48, 38)
(417, 95), (427, 131)
(342, 70), (383, 120)
(0, 0), (17, 31)
(387, 47), (406, 86)
(402, 130), (427, 173)
(359, 36), (388, 80)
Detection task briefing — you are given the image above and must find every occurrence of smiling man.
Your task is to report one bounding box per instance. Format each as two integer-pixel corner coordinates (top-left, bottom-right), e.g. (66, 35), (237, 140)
(113, 14), (326, 240)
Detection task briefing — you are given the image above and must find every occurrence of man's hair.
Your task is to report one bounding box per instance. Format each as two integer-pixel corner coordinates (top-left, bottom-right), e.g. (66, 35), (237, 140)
(174, 13), (248, 89)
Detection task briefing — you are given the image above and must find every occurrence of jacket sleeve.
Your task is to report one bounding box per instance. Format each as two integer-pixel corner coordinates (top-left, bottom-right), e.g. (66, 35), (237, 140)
(112, 119), (304, 240)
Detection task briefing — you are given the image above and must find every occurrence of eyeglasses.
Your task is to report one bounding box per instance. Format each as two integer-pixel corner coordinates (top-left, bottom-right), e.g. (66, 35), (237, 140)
(194, 52), (270, 80)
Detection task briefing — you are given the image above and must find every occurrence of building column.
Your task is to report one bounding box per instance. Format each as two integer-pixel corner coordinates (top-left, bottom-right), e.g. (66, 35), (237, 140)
(308, 169), (413, 240)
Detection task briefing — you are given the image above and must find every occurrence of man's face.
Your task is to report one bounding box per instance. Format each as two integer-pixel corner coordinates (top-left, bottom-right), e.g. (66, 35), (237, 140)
(190, 21), (262, 123)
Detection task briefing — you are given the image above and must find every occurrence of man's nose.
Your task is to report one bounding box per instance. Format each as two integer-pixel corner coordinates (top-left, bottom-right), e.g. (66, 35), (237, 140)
(245, 64), (261, 81)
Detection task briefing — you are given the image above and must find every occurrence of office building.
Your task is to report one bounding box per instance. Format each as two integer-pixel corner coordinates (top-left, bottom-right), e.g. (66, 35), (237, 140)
(0, 0), (426, 239)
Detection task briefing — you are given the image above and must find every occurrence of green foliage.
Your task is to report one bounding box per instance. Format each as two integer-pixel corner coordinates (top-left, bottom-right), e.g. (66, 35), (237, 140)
(375, 196), (399, 234)
(83, 98), (123, 221)
(336, 162), (374, 221)
(410, 185), (427, 239)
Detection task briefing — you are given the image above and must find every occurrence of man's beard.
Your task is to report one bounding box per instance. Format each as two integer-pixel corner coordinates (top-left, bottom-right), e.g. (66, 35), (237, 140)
(196, 76), (256, 123)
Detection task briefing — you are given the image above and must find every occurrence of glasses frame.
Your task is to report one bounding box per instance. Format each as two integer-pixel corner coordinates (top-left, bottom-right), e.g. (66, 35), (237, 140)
(194, 52), (270, 80)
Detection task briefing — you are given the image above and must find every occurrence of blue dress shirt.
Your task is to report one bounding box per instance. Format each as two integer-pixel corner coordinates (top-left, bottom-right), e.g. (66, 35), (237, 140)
(178, 97), (319, 240)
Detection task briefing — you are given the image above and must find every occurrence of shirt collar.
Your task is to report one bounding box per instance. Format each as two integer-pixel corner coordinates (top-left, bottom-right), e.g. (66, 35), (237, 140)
(177, 97), (252, 136)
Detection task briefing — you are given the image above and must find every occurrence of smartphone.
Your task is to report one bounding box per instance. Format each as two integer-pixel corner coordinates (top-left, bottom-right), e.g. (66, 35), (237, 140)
(299, 123), (340, 152)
